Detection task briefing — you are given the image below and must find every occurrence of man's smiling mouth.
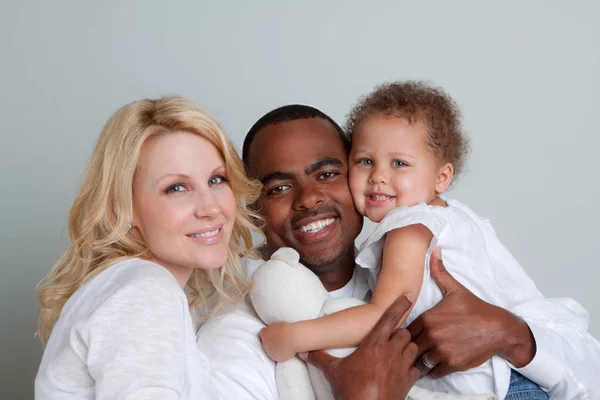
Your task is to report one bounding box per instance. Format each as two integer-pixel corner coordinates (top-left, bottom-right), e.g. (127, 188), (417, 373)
(298, 217), (336, 233)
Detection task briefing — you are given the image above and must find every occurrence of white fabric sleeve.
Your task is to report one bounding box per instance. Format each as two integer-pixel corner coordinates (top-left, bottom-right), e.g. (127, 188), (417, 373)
(372, 204), (446, 240)
(197, 301), (279, 400)
(83, 265), (189, 400)
(509, 297), (600, 399)
(356, 204), (446, 272)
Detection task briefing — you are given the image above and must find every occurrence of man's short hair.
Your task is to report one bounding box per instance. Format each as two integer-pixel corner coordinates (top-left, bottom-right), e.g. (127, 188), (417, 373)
(242, 104), (348, 167)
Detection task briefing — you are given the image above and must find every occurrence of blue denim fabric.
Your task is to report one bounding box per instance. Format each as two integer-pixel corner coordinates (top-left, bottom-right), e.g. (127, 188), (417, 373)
(504, 369), (548, 400)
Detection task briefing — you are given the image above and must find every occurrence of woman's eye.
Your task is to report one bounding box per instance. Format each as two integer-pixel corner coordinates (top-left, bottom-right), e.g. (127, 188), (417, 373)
(209, 175), (228, 186)
(392, 160), (407, 168)
(165, 183), (187, 193)
(359, 158), (373, 166)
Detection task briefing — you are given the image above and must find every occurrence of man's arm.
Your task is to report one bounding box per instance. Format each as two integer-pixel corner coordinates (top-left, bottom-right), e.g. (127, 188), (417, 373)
(510, 297), (600, 398)
(196, 300), (279, 400)
(407, 249), (600, 399)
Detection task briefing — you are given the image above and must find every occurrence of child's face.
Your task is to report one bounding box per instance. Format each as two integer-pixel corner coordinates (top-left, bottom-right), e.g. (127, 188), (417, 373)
(349, 115), (446, 223)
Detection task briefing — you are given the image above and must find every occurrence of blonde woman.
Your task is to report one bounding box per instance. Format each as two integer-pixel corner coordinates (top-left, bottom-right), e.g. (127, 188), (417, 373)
(35, 96), (263, 399)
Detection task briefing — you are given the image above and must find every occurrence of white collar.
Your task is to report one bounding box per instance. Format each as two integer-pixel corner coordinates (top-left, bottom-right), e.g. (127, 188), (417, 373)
(329, 266), (370, 301)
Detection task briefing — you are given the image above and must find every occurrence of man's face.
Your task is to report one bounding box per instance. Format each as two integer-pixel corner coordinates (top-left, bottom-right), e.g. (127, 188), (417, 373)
(246, 118), (363, 271)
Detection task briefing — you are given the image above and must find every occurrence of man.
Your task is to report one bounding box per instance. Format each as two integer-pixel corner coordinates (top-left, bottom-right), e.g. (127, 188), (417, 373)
(197, 105), (600, 399)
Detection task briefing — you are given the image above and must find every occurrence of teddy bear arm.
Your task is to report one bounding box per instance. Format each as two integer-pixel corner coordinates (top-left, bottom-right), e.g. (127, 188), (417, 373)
(276, 357), (316, 400)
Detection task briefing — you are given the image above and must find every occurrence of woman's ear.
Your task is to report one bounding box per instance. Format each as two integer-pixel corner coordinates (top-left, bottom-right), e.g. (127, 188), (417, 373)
(130, 198), (138, 228)
(435, 162), (454, 193)
(130, 194), (141, 232)
(128, 205), (144, 241)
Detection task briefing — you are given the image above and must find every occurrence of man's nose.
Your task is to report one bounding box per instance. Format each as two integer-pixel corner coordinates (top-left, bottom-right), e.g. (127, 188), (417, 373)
(292, 183), (325, 211)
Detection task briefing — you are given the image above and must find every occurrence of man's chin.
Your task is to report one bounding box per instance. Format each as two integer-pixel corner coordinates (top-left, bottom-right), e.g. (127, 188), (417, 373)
(297, 246), (345, 271)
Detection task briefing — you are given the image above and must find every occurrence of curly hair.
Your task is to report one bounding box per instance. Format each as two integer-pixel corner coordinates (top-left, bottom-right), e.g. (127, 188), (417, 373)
(37, 96), (264, 344)
(345, 81), (470, 178)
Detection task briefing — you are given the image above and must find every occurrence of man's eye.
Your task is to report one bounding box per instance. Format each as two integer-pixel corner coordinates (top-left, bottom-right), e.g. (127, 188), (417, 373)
(318, 171), (338, 180)
(358, 158), (373, 167)
(165, 183), (187, 193)
(266, 185), (290, 196)
(209, 175), (228, 186)
(392, 160), (407, 168)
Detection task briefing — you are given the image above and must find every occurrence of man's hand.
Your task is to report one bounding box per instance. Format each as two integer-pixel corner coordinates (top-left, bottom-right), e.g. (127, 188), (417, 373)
(408, 248), (536, 379)
(301, 295), (419, 400)
(260, 322), (297, 362)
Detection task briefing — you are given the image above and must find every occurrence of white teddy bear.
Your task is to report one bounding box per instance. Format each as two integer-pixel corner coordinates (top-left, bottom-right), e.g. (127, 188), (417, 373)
(250, 247), (496, 400)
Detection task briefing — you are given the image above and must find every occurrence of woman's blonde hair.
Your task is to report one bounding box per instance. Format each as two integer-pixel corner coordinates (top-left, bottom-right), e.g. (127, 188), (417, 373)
(37, 96), (264, 344)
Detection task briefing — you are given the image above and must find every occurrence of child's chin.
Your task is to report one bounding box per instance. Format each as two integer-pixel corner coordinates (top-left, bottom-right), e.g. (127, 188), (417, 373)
(366, 210), (387, 223)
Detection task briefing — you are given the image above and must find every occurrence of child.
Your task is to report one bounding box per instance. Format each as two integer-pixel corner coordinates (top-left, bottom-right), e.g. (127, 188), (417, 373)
(259, 81), (547, 399)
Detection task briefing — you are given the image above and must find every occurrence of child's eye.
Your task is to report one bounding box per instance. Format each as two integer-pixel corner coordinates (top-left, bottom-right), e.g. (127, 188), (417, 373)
(358, 158), (373, 166)
(209, 175), (228, 186)
(392, 160), (407, 168)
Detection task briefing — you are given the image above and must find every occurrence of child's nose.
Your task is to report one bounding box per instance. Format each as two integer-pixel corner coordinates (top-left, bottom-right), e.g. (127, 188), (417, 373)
(368, 167), (388, 184)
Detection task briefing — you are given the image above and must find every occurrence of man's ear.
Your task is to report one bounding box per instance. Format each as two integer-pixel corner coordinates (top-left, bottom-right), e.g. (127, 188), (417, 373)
(435, 162), (454, 193)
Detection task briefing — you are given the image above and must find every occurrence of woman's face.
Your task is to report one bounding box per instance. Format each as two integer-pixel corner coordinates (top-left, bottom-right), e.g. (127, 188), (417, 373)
(132, 131), (237, 287)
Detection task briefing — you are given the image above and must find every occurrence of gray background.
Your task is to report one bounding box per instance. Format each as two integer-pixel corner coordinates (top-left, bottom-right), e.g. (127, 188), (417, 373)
(1, 1), (598, 398)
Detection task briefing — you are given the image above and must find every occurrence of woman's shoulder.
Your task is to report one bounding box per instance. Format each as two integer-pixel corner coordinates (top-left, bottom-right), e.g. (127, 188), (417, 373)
(103, 258), (179, 285)
(105, 258), (183, 299)
(85, 258), (179, 295)
(65, 258), (186, 318)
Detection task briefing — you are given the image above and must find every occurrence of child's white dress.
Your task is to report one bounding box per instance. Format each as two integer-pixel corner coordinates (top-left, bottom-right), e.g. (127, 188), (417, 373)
(356, 199), (542, 399)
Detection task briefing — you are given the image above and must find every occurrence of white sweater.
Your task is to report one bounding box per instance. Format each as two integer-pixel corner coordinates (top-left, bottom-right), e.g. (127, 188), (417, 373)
(35, 258), (217, 400)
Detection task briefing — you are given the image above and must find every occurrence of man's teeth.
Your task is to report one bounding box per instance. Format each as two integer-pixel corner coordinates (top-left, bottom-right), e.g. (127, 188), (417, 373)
(189, 229), (220, 238)
(299, 218), (336, 233)
(370, 195), (392, 201)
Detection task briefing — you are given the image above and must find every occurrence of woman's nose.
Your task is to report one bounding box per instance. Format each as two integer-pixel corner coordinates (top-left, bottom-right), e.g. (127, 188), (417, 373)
(194, 190), (221, 218)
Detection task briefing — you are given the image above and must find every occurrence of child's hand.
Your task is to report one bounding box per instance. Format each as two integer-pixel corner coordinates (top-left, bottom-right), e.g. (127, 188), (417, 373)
(259, 322), (297, 362)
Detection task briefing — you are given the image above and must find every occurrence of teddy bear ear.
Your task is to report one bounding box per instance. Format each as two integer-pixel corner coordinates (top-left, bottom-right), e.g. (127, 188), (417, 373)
(270, 247), (300, 265)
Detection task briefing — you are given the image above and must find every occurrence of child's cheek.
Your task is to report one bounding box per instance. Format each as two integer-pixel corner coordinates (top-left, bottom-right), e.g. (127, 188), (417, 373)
(348, 168), (363, 198)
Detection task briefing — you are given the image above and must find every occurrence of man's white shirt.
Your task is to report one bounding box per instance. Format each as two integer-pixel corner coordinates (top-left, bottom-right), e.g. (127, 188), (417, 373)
(196, 256), (600, 399)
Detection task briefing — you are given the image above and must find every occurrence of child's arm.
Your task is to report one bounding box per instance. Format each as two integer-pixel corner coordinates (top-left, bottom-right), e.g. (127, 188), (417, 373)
(259, 223), (433, 362)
